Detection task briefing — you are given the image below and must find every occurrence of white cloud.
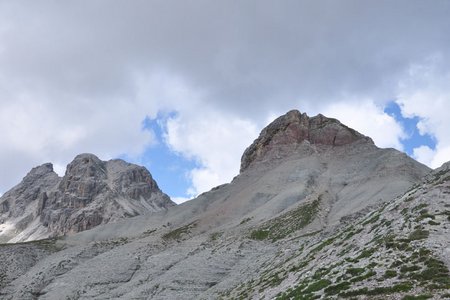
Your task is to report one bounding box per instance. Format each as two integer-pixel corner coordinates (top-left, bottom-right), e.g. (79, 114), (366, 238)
(413, 145), (435, 167)
(397, 55), (450, 168)
(413, 145), (450, 169)
(0, 89), (156, 191)
(322, 100), (406, 150)
(1, 1), (450, 196)
(432, 146), (450, 168)
(52, 163), (67, 177)
(163, 110), (258, 197)
(171, 197), (193, 205)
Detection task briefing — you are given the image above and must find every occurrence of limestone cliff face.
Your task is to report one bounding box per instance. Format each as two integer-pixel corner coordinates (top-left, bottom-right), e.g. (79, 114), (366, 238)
(0, 163), (59, 219)
(0, 154), (174, 242)
(0, 164), (60, 242)
(240, 110), (373, 172)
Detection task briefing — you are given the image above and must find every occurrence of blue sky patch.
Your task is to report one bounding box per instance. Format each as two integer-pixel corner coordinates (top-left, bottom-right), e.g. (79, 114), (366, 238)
(384, 101), (436, 155)
(121, 113), (197, 199)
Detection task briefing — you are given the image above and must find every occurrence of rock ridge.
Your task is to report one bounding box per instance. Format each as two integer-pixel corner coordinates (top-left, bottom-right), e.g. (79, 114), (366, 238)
(240, 109), (373, 172)
(0, 163), (59, 219)
(0, 153), (175, 242)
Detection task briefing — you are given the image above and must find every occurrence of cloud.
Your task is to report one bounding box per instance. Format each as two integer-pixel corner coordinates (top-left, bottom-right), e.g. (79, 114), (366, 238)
(171, 197), (192, 205)
(0, 1), (450, 196)
(322, 100), (406, 150)
(413, 145), (435, 167)
(0, 87), (156, 190)
(397, 55), (450, 168)
(2, 1), (450, 113)
(163, 110), (258, 197)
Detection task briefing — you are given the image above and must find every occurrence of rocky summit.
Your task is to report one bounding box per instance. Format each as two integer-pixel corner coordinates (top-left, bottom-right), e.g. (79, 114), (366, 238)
(0, 154), (174, 243)
(0, 109), (449, 300)
(241, 110), (372, 171)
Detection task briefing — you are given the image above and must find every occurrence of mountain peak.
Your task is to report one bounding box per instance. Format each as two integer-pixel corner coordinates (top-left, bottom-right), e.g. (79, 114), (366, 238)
(0, 153), (175, 242)
(62, 153), (106, 180)
(240, 109), (373, 171)
(25, 163), (55, 179)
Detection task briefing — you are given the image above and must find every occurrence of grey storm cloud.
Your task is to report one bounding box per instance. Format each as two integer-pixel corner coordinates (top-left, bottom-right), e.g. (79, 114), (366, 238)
(1, 1), (449, 115)
(1, 0), (450, 194)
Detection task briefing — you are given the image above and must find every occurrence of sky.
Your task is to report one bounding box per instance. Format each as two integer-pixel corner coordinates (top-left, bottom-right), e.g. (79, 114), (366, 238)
(1, 1), (450, 203)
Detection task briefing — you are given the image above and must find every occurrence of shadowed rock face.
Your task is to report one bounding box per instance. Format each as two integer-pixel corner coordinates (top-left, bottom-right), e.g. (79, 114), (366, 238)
(0, 154), (175, 242)
(0, 163), (59, 218)
(107, 158), (160, 200)
(39, 154), (175, 236)
(240, 110), (373, 172)
(58, 154), (108, 202)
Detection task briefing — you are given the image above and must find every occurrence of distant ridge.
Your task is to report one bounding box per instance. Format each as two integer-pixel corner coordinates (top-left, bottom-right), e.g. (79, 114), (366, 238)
(0, 153), (174, 243)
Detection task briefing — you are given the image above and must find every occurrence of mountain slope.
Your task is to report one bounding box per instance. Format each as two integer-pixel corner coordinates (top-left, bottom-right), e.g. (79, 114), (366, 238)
(0, 109), (446, 300)
(230, 160), (450, 299)
(0, 154), (174, 243)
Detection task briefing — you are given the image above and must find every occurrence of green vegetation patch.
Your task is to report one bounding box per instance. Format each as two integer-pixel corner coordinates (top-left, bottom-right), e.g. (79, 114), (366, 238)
(324, 281), (351, 295)
(344, 227), (364, 240)
(310, 236), (339, 257)
(350, 270), (376, 283)
(312, 267), (330, 280)
(412, 203), (428, 212)
(384, 269), (398, 278)
(416, 209), (435, 222)
(346, 267), (365, 277)
(362, 213), (380, 225)
(339, 287), (369, 298)
(304, 279), (331, 293)
(400, 265), (421, 273)
(347, 247), (377, 263)
(402, 295), (432, 300)
(407, 229), (429, 241)
(276, 278), (331, 299)
(276, 281), (315, 300)
(141, 228), (157, 237)
(339, 282), (412, 298)
(412, 257), (450, 287)
(162, 221), (197, 240)
(266, 272), (283, 287)
(428, 220), (440, 225)
(0, 237), (64, 252)
(249, 198), (320, 241)
(210, 231), (222, 241)
(250, 229), (269, 240)
(240, 217), (252, 225)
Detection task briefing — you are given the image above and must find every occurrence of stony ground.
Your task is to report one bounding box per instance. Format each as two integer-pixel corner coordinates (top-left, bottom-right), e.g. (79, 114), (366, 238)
(224, 163), (450, 300)
(0, 162), (447, 299)
(0, 111), (447, 299)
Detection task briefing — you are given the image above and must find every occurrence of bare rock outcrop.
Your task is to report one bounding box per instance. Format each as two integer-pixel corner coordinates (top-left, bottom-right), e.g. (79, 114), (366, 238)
(0, 164), (60, 242)
(240, 109), (373, 171)
(0, 163), (59, 218)
(0, 154), (175, 242)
